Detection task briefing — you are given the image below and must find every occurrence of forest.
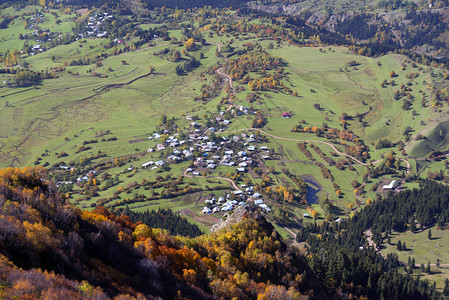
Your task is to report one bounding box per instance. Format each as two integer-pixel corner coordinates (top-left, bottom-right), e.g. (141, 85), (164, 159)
(119, 207), (204, 237)
(296, 180), (449, 299)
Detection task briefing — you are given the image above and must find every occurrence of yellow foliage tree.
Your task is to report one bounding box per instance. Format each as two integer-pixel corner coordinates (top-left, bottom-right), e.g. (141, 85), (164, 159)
(23, 221), (59, 252)
(132, 224), (153, 241)
(184, 38), (195, 51)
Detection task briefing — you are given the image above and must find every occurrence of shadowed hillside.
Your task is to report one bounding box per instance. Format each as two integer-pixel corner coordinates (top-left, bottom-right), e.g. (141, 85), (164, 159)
(0, 167), (326, 299)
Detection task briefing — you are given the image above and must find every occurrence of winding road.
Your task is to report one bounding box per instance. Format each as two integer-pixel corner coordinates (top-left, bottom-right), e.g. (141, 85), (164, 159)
(183, 168), (240, 191)
(217, 127), (412, 174)
(210, 42), (235, 95)
(182, 126), (412, 206)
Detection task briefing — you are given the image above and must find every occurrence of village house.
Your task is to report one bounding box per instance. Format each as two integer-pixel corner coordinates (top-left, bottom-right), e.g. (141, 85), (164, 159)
(383, 180), (399, 191)
(259, 203), (271, 212)
(142, 161), (154, 168)
(221, 204), (233, 211)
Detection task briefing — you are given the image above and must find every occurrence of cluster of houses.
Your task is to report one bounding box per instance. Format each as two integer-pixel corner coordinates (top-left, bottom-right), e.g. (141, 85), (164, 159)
(76, 170), (97, 182)
(135, 110), (274, 215)
(141, 115), (271, 175)
(25, 13), (44, 30)
(29, 43), (44, 55)
(201, 190), (271, 214)
(202, 195), (244, 214)
(82, 12), (113, 38)
(188, 135), (270, 174)
(24, 14), (58, 55)
(141, 160), (165, 170)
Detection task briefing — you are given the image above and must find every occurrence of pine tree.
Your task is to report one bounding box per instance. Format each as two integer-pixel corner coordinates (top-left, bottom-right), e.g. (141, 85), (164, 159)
(443, 278), (449, 296)
(410, 220), (416, 232)
(367, 275), (373, 291)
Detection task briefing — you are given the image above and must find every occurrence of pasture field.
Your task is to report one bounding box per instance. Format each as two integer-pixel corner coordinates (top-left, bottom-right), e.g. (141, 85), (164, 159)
(381, 227), (449, 290)
(0, 39), (218, 167)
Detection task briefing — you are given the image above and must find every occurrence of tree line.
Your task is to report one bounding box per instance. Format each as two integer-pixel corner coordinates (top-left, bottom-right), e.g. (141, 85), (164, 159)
(296, 179), (449, 299)
(119, 206), (203, 237)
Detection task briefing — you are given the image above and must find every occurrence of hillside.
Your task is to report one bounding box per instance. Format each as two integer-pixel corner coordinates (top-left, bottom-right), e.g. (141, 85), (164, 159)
(297, 180), (449, 298)
(1, 168), (446, 299)
(0, 167), (327, 299)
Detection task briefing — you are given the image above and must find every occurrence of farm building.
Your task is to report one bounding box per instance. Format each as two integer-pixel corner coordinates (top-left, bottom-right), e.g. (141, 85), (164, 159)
(259, 203), (271, 212)
(382, 180), (398, 190)
(142, 161), (154, 168)
(221, 205), (233, 211)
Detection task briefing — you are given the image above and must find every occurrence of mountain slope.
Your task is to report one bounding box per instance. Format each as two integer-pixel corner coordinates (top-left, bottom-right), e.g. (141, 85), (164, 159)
(0, 167), (323, 299)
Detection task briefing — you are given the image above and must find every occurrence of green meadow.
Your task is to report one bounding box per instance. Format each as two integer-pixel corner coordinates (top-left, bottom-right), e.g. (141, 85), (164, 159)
(381, 227), (449, 291)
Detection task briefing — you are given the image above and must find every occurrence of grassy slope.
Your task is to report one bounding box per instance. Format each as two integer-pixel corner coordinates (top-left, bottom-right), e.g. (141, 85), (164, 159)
(0, 39), (217, 167)
(381, 227), (449, 290)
